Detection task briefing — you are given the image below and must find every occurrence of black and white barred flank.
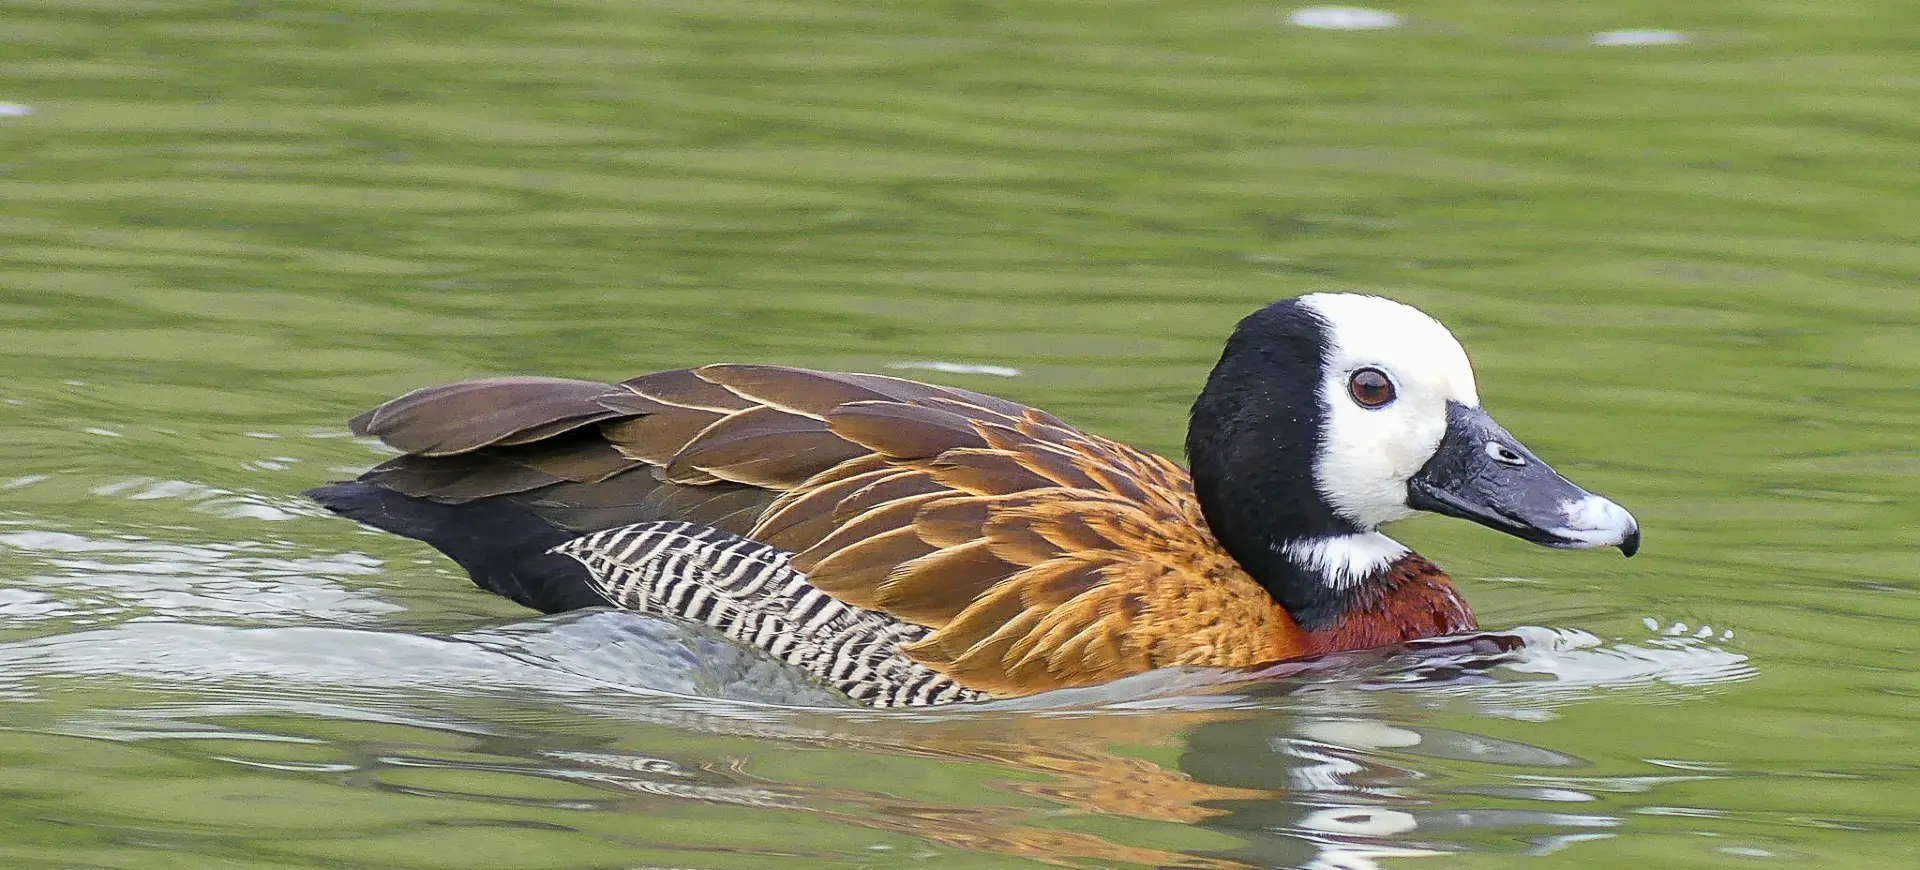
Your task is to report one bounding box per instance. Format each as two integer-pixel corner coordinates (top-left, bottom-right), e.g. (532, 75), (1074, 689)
(550, 521), (985, 708)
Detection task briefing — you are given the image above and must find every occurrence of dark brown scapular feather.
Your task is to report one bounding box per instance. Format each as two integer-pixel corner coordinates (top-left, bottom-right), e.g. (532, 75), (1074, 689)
(630, 482), (773, 536)
(1014, 409), (1092, 447)
(599, 408), (726, 465)
(621, 368), (755, 412)
(799, 526), (940, 607)
(490, 412), (626, 449)
(362, 433), (639, 503)
(696, 365), (948, 418)
(362, 453), (564, 502)
(654, 463), (720, 486)
(831, 470), (947, 524)
(925, 449), (1057, 496)
(989, 496), (1145, 552)
(908, 386), (1035, 420)
(826, 401), (992, 460)
(351, 377), (623, 457)
(505, 437), (640, 484)
(749, 460), (897, 552)
(974, 422), (1107, 490)
(875, 538), (1020, 626)
(913, 395), (1030, 425)
(911, 496), (992, 549)
(702, 365), (1034, 420)
(1012, 443), (1108, 491)
(665, 406), (868, 488)
(520, 472), (775, 536)
(904, 385), (1036, 420)
(387, 443), (634, 504)
(1076, 459), (1157, 510)
(795, 491), (948, 571)
(592, 388), (673, 416)
(516, 471), (664, 531)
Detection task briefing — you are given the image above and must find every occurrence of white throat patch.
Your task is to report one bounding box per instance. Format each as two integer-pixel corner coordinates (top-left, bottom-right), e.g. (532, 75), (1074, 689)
(1299, 293), (1480, 531)
(1279, 533), (1410, 588)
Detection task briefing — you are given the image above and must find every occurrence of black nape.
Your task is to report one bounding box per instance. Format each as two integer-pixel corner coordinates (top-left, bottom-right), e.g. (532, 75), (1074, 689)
(1186, 299), (1363, 629)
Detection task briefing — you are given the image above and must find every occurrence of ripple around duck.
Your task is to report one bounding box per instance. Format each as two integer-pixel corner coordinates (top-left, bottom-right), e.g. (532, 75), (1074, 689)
(0, 526), (395, 627)
(0, 607), (1790, 870)
(0, 563), (1758, 715)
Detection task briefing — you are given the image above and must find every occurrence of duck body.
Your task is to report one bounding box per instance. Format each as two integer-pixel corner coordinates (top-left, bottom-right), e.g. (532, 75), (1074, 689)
(310, 294), (1636, 706)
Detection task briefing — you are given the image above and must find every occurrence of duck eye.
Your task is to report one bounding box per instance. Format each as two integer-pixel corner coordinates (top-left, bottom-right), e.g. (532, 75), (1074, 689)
(1486, 441), (1527, 466)
(1347, 367), (1395, 409)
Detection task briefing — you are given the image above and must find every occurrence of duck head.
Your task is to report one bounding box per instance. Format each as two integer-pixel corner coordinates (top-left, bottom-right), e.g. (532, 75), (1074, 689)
(1188, 293), (1638, 629)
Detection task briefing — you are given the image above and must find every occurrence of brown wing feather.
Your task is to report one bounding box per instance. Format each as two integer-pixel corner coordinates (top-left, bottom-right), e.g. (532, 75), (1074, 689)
(361, 453), (564, 502)
(696, 365), (944, 416)
(795, 491), (949, 568)
(799, 526), (939, 604)
(665, 405), (868, 488)
(351, 377), (626, 456)
(911, 496), (991, 549)
(359, 432), (638, 503)
(337, 363), (1296, 699)
(749, 456), (895, 551)
(620, 368), (754, 412)
(925, 448), (1057, 495)
(825, 402), (994, 460)
(519, 473), (773, 535)
(600, 408), (726, 466)
(505, 436), (639, 483)
(872, 538), (1020, 626)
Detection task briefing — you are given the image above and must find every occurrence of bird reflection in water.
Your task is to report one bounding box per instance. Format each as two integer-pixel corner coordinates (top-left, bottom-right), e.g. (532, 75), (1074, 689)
(8, 603), (1748, 870)
(455, 633), (1613, 870)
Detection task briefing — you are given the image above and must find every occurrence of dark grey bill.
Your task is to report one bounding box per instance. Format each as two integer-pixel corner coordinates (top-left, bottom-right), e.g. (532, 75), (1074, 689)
(1407, 402), (1640, 556)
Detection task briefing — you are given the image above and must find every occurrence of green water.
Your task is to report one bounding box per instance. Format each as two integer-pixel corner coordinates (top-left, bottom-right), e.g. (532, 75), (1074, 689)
(2, 1), (1915, 867)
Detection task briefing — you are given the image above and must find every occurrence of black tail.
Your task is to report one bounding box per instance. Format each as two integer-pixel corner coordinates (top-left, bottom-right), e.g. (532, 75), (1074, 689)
(306, 481), (610, 614)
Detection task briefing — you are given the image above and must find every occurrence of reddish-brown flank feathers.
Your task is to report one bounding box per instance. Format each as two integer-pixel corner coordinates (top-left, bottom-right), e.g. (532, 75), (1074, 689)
(350, 365), (1468, 698)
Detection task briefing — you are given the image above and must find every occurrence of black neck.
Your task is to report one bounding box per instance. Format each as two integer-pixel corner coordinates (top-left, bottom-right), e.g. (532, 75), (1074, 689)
(1186, 300), (1366, 631)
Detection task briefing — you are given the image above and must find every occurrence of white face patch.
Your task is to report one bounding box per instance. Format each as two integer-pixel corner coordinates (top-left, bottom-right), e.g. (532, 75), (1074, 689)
(1278, 533), (1410, 589)
(1298, 293), (1480, 531)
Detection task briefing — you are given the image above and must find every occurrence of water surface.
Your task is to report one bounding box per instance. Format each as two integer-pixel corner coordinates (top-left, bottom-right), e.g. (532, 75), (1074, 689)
(2, 1), (1915, 867)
